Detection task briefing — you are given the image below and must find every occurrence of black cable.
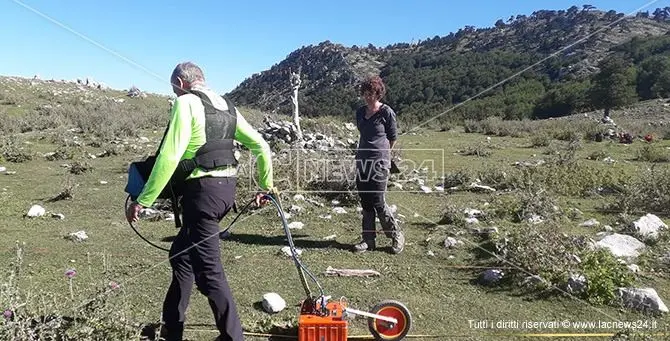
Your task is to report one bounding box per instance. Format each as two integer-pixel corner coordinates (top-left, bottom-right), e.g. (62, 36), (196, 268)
(125, 195), (171, 252)
(125, 195), (255, 253)
(125, 192), (325, 299)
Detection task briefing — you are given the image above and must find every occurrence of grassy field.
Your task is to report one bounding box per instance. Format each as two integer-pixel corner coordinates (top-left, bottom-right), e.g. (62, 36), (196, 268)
(2, 77), (670, 340)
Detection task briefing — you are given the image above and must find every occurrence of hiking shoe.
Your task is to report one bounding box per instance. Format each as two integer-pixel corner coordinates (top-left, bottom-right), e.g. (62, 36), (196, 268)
(352, 240), (375, 253)
(391, 232), (405, 254)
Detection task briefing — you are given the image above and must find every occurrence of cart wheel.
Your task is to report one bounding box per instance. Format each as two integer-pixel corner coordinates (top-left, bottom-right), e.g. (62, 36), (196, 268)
(367, 300), (411, 341)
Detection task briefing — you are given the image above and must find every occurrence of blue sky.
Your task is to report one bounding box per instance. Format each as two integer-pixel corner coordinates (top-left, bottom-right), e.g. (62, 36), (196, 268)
(0, 0), (655, 96)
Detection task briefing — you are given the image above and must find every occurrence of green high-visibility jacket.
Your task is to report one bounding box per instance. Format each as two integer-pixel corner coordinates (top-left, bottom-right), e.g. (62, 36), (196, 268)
(136, 86), (274, 207)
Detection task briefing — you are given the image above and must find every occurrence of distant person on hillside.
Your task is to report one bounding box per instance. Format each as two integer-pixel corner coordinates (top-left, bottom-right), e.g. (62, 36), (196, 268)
(352, 75), (405, 254)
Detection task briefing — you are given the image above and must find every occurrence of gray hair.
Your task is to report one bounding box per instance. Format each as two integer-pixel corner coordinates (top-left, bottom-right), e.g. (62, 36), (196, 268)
(171, 62), (205, 84)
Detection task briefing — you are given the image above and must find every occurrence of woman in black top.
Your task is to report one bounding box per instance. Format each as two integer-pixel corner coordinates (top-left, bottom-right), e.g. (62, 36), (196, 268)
(352, 76), (405, 254)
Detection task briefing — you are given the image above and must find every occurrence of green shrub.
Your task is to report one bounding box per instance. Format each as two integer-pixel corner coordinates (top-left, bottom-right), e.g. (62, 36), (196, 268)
(636, 144), (670, 163)
(580, 248), (635, 305)
(494, 223), (581, 286)
(463, 120), (481, 134)
(530, 133), (552, 147)
(442, 169), (473, 188)
(461, 143), (492, 157)
(587, 150), (608, 161)
(606, 166), (670, 216)
(0, 135), (32, 163)
(493, 224), (637, 305)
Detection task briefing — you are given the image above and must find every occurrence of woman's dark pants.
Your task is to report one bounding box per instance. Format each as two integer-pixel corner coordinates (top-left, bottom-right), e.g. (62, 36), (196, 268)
(355, 160), (400, 242)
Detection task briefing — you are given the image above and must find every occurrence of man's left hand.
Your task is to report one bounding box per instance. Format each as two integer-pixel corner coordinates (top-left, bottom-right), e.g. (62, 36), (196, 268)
(126, 201), (144, 223)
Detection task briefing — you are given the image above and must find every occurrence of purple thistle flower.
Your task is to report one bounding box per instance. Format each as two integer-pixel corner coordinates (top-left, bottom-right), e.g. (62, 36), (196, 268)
(64, 268), (77, 278)
(3, 310), (12, 320)
(109, 281), (120, 290)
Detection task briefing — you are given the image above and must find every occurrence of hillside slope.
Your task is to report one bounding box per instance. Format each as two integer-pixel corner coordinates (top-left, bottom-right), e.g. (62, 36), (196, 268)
(227, 6), (670, 126)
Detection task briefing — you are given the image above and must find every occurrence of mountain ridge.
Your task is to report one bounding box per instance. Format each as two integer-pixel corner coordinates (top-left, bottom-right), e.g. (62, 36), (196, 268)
(226, 6), (670, 126)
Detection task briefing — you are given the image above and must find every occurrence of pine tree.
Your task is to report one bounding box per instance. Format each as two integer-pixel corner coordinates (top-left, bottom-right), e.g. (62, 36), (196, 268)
(590, 56), (638, 117)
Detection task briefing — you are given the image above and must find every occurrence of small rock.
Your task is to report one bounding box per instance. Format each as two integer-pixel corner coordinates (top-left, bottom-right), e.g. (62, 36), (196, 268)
(323, 234), (337, 240)
(604, 225), (613, 232)
(427, 250), (435, 257)
(420, 185), (432, 193)
(568, 208), (583, 217)
(288, 221), (304, 229)
(527, 214), (544, 224)
(468, 183), (496, 192)
(51, 213), (65, 220)
(331, 200), (340, 206)
(617, 287), (668, 313)
(390, 182), (403, 190)
(66, 230), (88, 242)
(523, 275), (544, 288)
(471, 226), (499, 236)
(572, 254), (582, 264)
(332, 207), (347, 214)
(99, 181), (108, 185)
(596, 233), (646, 259)
(293, 194), (305, 201)
(628, 264), (640, 273)
(463, 208), (483, 218)
(281, 246), (303, 258)
(319, 214), (332, 219)
(465, 217), (479, 225)
(290, 205), (303, 213)
(0, 166), (6, 173)
(566, 274), (587, 294)
(26, 205), (45, 218)
(444, 237), (459, 248)
(630, 213), (667, 241)
(139, 208), (160, 220)
(479, 269), (504, 286)
(261, 293), (286, 313)
(580, 218), (600, 227)
(305, 198), (324, 207)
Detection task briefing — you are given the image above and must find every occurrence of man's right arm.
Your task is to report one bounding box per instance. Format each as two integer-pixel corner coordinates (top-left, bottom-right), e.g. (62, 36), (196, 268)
(233, 108), (274, 191)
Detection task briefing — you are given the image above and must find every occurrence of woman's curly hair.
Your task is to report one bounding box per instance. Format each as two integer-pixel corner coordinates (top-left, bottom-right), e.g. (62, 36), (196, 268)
(360, 76), (386, 100)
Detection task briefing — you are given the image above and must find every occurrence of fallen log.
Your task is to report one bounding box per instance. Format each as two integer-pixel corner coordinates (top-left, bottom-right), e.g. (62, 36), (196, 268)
(324, 266), (380, 277)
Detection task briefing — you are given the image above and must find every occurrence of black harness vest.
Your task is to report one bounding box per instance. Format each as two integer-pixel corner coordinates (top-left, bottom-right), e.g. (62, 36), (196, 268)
(167, 89), (239, 182)
(127, 89), (239, 227)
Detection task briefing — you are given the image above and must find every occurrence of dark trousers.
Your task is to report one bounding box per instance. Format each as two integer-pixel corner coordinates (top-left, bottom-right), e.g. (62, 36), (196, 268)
(161, 177), (244, 341)
(355, 159), (399, 241)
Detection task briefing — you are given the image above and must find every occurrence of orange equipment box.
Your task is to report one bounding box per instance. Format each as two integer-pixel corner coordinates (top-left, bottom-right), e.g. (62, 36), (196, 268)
(298, 300), (348, 341)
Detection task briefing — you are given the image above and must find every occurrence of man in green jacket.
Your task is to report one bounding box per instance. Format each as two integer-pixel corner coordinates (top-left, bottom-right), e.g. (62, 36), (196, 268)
(126, 62), (276, 341)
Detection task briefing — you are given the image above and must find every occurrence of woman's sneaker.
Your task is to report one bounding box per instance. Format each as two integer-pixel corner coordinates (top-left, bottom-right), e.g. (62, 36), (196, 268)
(391, 232), (405, 254)
(352, 239), (376, 253)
